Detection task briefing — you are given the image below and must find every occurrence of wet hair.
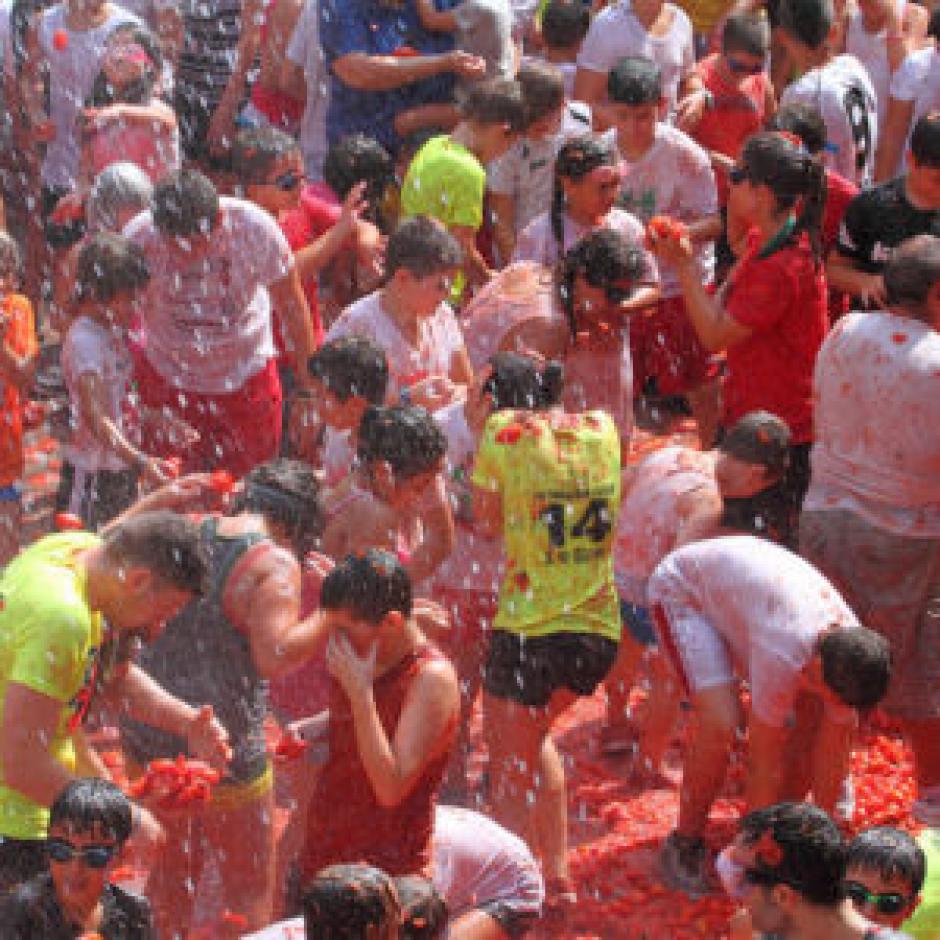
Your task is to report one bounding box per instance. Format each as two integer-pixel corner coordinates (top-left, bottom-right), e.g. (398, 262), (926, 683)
(819, 627), (891, 711)
(75, 233), (150, 304)
(308, 336), (389, 405)
(484, 352), (564, 410)
(557, 227), (647, 337)
(768, 103), (827, 156)
(232, 126), (300, 183)
(395, 876), (448, 940)
(323, 134), (396, 204)
(883, 234), (940, 321)
(718, 410), (792, 480)
(607, 56), (662, 106)
(541, 0), (591, 50)
(101, 510), (208, 596)
(847, 827), (926, 894)
(740, 802), (847, 906)
(50, 778), (133, 845)
(517, 60), (566, 127)
(551, 134), (621, 255)
(385, 216), (463, 278)
(357, 405), (447, 480)
(227, 459), (324, 557)
(87, 24), (162, 106)
(86, 162), (153, 234)
(910, 113), (940, 169)
(777, 0), (834, 49)
(461, 77), (527, 133)
(929, 6), (940, 41)
(320, 549), (413, 623)
(302, 863), (401, 939)
(0, 231), (22, 284)
(739, 132), (828, 266)
(722, 11), (770, 58)
(152, 170), (220, 239)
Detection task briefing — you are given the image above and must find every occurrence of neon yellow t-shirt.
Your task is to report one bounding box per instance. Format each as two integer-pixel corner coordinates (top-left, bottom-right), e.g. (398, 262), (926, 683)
(472, 409), (622, 641)
(0, 532), (104, 839)
(902, 829), (940, 939)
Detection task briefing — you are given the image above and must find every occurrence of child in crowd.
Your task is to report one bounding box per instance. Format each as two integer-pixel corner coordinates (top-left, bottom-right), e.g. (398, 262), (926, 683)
(845, 826), (925, 930)
(326, 216), (473, 406)
(0, 778), (154, 937)
(538, 0), (592, 98)
(488, 60), (592, 263)
(606, 55), (720, 442)
(0, 233), (36, 566)
(401, 78), (527, 295)
(58, 233), (177, 529)
(321, 404), (455, 585)
(688, 12), (775, 204)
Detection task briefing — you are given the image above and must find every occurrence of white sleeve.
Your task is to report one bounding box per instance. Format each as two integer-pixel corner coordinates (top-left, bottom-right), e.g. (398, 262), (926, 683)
(242, 204), (295, 285)
(487, 144), (519, 197)
(512, 214), (552, 264)
(889, 50), (925, 101)
(576, 10), (619, 74)
(286, 0), (314, 67)
(679, 140), (719, 217)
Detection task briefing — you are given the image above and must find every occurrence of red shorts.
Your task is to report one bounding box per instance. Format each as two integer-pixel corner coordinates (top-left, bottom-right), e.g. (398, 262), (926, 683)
(629, 295), (718, 396)
(133, 350), (282, 477)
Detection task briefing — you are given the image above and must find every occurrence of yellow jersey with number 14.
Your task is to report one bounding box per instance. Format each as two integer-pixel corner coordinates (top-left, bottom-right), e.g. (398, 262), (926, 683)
(472, 409), (621, 641)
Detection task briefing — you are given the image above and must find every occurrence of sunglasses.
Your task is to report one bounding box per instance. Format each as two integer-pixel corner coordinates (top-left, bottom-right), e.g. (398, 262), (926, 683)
(268, 170), (305, 191)
(845, 881), (912, 916)
(728, 166), (750, 185)
(726, 56), (764, 75)
(46, 838), (117, 869)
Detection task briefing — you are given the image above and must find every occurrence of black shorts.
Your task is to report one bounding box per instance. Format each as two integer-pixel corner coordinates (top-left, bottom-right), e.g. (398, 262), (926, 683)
(0, 837), (47, 894)
(484, 630), (618, 709)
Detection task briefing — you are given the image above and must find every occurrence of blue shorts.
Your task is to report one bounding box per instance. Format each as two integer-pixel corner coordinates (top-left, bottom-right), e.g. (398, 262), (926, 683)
(0, 484), (21, 503)
(620, 598), (657, 647)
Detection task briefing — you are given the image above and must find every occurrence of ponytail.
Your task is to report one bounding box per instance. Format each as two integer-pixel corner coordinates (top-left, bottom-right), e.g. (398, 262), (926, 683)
(793, 155), (827, 269)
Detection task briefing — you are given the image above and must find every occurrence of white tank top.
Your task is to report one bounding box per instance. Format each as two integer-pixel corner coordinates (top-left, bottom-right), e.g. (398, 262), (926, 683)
(846, 0), (905, 132)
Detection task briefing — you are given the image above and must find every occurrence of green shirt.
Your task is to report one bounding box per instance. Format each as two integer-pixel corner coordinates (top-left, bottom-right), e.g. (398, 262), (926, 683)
(0, 532), (103, 839)
(472, 409), (622, 641)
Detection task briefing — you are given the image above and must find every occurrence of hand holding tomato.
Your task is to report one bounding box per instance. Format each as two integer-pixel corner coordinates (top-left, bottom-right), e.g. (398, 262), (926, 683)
(645, 215), (694, 268)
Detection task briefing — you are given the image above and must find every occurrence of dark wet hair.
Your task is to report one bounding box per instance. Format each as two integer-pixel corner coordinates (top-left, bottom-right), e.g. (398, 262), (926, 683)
(323, 134), (396, 212)
(718, 410), (791, 480)
(847, 827), (926, 894)
(484, 352), (564, 410)
(75, 232), (150, 303)
(302, 863), (401, 938)
(87, 24), (162, 106)
(232, 126), (300, 183)
(910, 112), (940, 168)
(102, 510), (208, 595)
(768, 103), (827, 156)
(50, 778), (133, 845)
(308, 336), (389, 405)
(357, 405), (447, 480)
(740, 802), (847, 906)
(739, 132), (828, 266)
(320, 550), (413, 623)
(607, 56), (662, 106)
(395, 876), (448, 940)
(722, 11), (770, 57)
(227, 459), (323, 557)
(558, 227), (647, 337)
(883, 234), (940, 320)
(777, 0), (834, 49)
(551, 135), (620, 255)
(929, 6), (940, 41)
(517, 60), (566, 127)
(541, 0), (591, 49)
(386, 216), (463, 278)
(819, 627), (891, 712)
(462, 77), (527, 133)
(152, 170), (220, 239)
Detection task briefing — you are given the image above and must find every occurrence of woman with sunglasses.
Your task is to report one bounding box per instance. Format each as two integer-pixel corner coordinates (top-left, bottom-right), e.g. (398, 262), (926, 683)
(0, 778), (154, 938)
(650, 130), (828, 545)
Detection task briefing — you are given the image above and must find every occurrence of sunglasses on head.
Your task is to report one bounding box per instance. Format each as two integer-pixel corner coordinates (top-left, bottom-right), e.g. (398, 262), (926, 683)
(844, 881), (912, 916)
(46, 838), (117, 869)
(726, 56), (764, 75)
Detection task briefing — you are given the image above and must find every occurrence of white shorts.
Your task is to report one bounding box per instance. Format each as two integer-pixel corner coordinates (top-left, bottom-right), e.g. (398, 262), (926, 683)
(652, 600), (737, 695)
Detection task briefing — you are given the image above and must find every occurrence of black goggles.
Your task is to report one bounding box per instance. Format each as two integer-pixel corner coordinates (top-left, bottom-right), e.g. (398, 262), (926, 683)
(46, 838), (117, 869)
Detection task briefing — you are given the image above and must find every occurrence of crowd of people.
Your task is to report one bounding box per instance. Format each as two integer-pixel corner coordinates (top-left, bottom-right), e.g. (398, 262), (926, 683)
(0, 0), (938, 935)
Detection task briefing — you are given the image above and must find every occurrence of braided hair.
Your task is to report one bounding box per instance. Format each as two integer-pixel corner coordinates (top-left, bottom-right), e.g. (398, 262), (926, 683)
(740, 131), (828, 267)
(550, 135), (621, 261)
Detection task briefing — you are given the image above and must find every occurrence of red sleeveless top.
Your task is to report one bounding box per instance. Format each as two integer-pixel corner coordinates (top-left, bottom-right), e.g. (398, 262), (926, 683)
(300, 644), (451, 879)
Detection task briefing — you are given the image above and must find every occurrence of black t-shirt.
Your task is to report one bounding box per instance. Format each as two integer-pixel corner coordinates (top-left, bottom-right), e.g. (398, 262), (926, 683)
(836, 176), (940, 273)
(0, 873), (155, 939)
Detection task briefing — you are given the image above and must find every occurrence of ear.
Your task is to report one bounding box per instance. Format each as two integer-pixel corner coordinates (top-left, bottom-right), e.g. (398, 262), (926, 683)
(371, 460), (396, 497)
(771, 882), (799, 912)
(382, 610), (405, 632)
(123, 565), (153, 595)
